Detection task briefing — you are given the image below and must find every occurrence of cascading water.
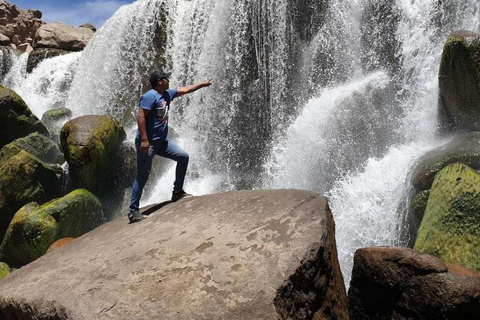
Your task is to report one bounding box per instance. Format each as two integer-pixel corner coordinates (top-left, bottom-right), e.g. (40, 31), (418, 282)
(3, 0), (479, 285)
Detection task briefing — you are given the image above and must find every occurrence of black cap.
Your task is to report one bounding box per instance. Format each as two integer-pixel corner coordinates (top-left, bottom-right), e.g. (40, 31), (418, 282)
(149, 70), (172, 87)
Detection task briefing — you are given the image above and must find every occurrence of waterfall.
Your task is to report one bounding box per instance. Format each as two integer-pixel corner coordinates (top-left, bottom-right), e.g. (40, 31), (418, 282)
(3, 0), (479, 284)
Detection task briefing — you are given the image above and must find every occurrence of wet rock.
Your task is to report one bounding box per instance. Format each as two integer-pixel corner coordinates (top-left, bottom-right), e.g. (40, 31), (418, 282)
(0, 85), (49, 148)
(349, 247), (480, 320)
(400, 132), (480, 245)
(0, 150), (61, 242)
(438, 30), (480, 134)
(41, 107), (73, 142)
(46, 237), (74, 253)
(60, 115), (133, 204)
(0, 190), (347, 320)
(0, 189), (103, 267)
(0, 132), (61, 167)
(34, 22), (94, 51)
(27, 48), (69, 73)
(0, 262), (9, 280)
(414, 163), (480, 272)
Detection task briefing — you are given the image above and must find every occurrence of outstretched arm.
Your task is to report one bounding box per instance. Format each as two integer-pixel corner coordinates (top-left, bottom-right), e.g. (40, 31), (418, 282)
(175, 79), (212, 98)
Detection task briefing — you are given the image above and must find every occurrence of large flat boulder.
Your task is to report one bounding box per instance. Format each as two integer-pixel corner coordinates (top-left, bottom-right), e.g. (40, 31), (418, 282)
(0, 190), (348, 320)
(438, 30), (480, 134)
(34, 22), (94, 51)
(349, 247), (480, 320)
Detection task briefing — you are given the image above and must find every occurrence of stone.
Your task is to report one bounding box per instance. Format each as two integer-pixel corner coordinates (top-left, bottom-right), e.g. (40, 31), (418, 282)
(0, 1), (43, 49)
(0, 262), (9, 280)
(0, 189), (103, 267)
(0, 150), (61, 242)
(0, 190), (347, 319)
(400, 132), (480, 245)
(349, 247), (480, 320)
(27, 48), (69, 73)
(17, 42), (32, 53)
(79, 23), (96, 32)
(46, 237), (74, 253)
(0, 85), (49, 148)
(0, 33), (9, 45)
(34, 22), (94, 51)
(0, 202), (59, 267)
(41, 107), (72, 125)
(60, 115), (133, 202)
(414, 163), (480, 272)
(0, 132), (61, 167)
(438, 30), (480, 134)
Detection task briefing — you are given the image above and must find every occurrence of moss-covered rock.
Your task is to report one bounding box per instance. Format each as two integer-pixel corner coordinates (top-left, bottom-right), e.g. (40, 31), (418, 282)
(0, 85), (49, 148)
(0, 262), (10, 280)
(26, 48), (69, 73)
(0, 202), (59, 267)
(0, 189), (103, 267)
(438, 30), (480, 134)
(0, 150), (61, 242)
(38, 189), (104, 238)
(0, 132), (61, 167)
(414, 163), (480, 272)
(41, 107), (72, 125)
(60, 115), (132, 199)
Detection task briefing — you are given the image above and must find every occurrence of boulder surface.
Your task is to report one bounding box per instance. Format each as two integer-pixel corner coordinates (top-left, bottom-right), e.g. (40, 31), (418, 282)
(414, 163), (480, 271)
(34, 22), (94, 51)
(0, 132), (60, 167)
(0, 190), (348, 320)
(349, 247), (480, 320)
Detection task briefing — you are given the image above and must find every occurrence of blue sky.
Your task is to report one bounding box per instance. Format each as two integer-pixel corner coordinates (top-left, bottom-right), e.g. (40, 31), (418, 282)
(12, 0), (136, 29)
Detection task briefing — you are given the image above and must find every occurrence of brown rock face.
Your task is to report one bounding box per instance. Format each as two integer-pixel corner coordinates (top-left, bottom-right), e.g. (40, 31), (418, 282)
(0, 190), (348, 320)
(34, 22), (94, 51)
(348, 247), (480, 320)
(0, 0), (43, 50)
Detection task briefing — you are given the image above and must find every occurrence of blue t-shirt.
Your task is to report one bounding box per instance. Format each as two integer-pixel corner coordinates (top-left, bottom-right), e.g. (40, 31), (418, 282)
(136, 88), (178, 142)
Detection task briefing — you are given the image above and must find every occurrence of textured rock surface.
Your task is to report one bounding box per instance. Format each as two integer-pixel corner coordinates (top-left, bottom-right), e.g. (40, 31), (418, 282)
(349, 247), (480, 320)
(60, 115), (131, 199)
(414, 163), (480, 271)
(400, 132), (480, 245)
(0, 85), (49, 148)
(0, 0), (43, 50)
(27, 48), (68, 73)
(0, 132), (60, 167)
(0, 189), (103, 267)
(0, 190), (347, 320)
(34, 22), (94, 51)
(438, 30), (480, 134)
(0, 150), (61, 242)
(46, 237), (74, 253)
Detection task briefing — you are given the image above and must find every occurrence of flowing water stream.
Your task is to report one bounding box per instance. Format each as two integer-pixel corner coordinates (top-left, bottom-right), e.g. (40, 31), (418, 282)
(2, 0), (480, 285)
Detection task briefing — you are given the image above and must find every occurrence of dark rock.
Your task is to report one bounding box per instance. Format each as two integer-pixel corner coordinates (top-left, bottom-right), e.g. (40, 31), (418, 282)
(0, 190), (347, 319)
(0, 85), (49, 148)
(0, 150), (61, 243)
(349, 247), (480, 320)
(438, 30), (480, 134)
(414, 163), (480, 272)
(0, 132), (61, 167)
(27, 48), (69, 73)
(0, 189), (103, 267)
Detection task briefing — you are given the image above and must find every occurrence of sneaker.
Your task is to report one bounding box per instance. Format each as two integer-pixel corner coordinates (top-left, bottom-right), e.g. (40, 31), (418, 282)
(128, 210), (147, 223)
(171, 190), (193, 202)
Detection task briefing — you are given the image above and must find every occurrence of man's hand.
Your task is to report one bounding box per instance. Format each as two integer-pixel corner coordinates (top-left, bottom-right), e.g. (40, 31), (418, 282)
(202, 79), (212, 87)
(176, 78), (213, 98)
(140, 138), (149, 155)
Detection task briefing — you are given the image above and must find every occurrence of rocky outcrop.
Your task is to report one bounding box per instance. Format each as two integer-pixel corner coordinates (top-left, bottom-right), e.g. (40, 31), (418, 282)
(0, 132), (61, 167)
(0, 151), (61, 242)
(0, 190), (348, 320)
(0, 189), (104, 267)
(34, 22), (94, 52)
(27, 48), (69, 73)
(349, 247), (480, 320)
(79, 23), (96, 33)
(0, 85), (49, 148)
(414, 163), (480, 272)
(0, 0), (42, 51)
(400, 132), (480, 245)
(438, 30), (480, 134)
(60, 115), (134, 205)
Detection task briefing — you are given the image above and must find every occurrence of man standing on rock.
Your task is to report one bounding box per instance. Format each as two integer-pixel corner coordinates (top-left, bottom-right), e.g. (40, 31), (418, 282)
(128, 71), (212, 223)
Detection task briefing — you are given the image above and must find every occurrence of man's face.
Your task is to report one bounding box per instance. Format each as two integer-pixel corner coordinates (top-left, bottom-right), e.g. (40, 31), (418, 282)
(160, 78), (169, 89)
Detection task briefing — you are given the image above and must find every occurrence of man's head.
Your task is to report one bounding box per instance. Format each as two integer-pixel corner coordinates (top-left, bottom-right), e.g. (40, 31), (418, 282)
(149, 70), (172, 91)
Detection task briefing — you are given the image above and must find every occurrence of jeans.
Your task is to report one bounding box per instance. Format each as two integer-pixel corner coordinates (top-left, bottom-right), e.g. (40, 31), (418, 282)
(129, 138), (189, 212)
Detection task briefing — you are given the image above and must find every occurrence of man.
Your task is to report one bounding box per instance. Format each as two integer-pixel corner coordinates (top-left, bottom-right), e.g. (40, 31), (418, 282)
(128, 70), (212, 223)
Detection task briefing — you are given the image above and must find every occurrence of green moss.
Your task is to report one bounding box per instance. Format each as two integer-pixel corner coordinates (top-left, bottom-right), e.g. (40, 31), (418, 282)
(0, 133), (60, 167)
(0, 262), (9, 280)
(41, 107), (72, 124)
(0, 202), (59, 267)
(414, 163), (480, 271)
